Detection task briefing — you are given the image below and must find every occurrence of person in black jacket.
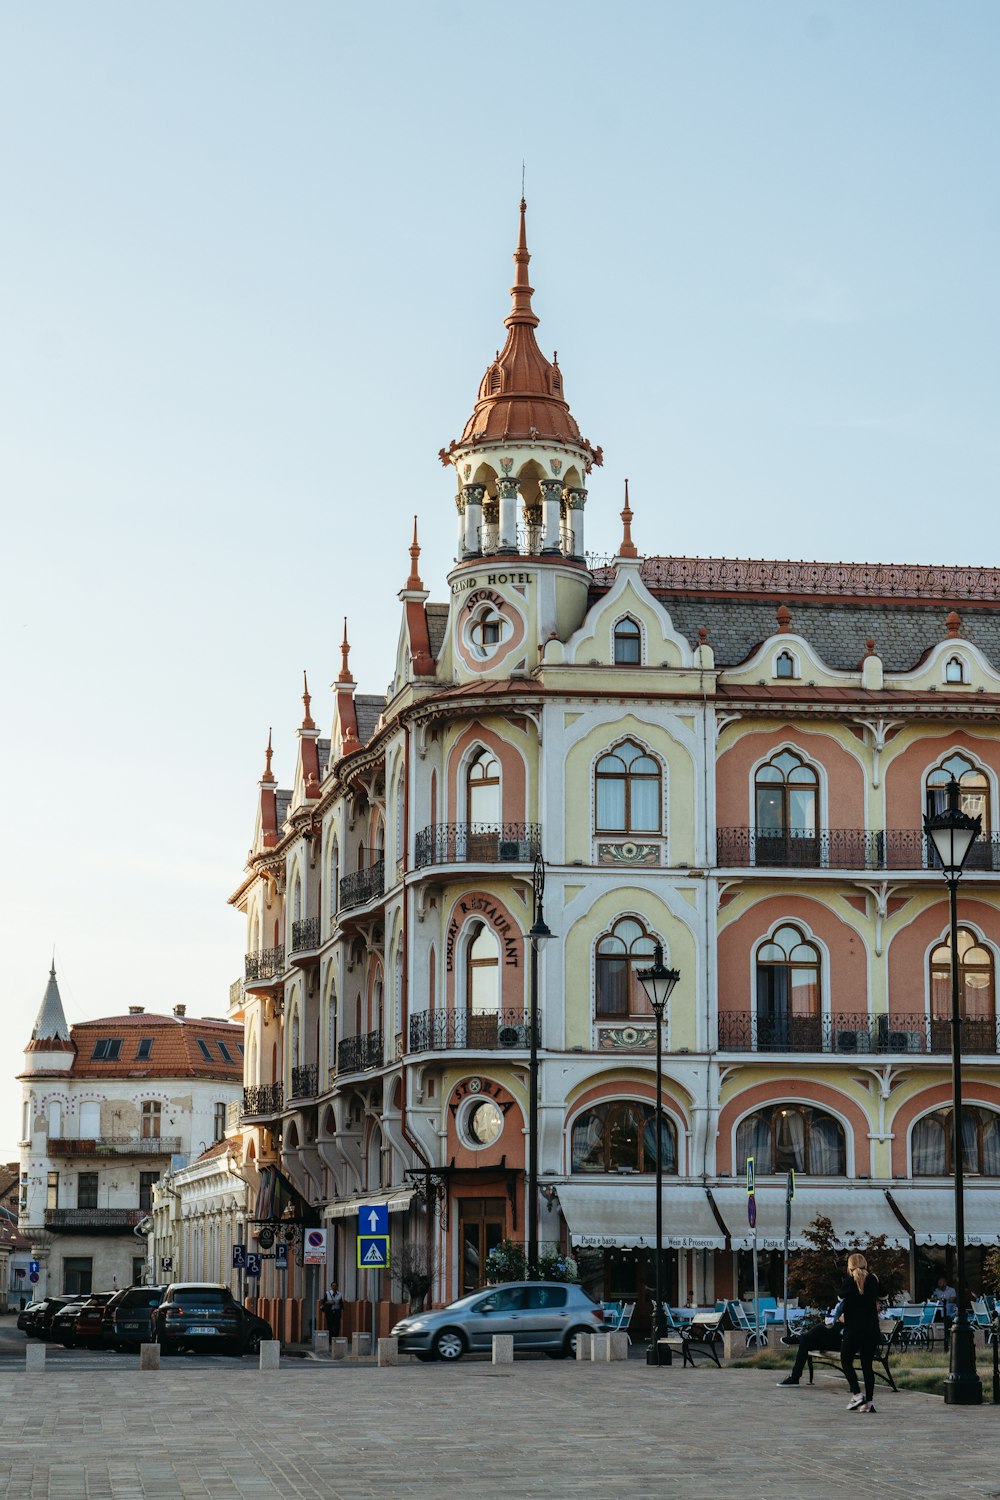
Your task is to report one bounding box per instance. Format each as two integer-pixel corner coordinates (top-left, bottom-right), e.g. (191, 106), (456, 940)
(775, 1310), (843, 1386)
(840, 1253), (882, 1413)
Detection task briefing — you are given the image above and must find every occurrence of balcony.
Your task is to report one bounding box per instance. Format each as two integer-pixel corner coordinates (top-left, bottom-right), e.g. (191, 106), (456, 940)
(414, 822), (542, 870)
(291, 917), (321, 955)
(718, 1011), (1000, 1055)
(408, 1008), (536, 1053)
(339, 857), (385, 912)
(48, 1137), (182, 1158)
(242, 1083), (283, 1118)
(45, 1208), (146, 1234)
(289, 1064), (319, 1100)
(337, 1030), (384, 1074)
(229, 978), (244, 1009)
(245, 946), (285, 985)
(716, 827), (1000, 872)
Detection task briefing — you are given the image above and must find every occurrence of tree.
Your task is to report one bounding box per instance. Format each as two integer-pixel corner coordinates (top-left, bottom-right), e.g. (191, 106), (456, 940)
(391, 1240), (436, 1313)
(983, 1246), (1000, 1298)
(788, 1214), (909, 1311)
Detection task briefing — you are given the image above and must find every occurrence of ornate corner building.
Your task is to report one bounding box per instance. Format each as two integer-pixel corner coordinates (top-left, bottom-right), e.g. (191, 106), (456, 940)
(228, 202), (1000, 1340)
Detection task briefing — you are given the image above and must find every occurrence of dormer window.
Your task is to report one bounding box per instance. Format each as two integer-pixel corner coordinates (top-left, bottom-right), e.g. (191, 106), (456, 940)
(91, 1038), (122, 1061)
(774, 651), (796, 679)
(945, 655), (967, 684)
(613, 617), (641, 665)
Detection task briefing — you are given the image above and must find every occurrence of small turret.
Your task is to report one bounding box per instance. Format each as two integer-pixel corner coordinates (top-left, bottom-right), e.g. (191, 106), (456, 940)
(23, 964), (75, 1072)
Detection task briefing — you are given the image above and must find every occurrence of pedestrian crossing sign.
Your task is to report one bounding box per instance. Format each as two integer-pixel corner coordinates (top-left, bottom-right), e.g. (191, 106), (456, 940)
(357, 1235), (390, 1269)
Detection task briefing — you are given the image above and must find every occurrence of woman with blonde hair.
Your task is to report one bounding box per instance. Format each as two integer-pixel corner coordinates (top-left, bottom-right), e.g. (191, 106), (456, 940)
(839, 1252), (882, 1413)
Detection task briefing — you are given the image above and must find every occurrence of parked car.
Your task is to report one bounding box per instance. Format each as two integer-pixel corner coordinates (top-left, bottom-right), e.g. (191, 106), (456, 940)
(17, 1301), (47, 1335)
(34, 1297), (75, 1341)
(72, 1292), (117, 1349)
(150, 1283), (272, 1356)
(49, 1300), (89, 1347)
(390, 1281), (605, 1361)
(106, 1286), (167, 1350)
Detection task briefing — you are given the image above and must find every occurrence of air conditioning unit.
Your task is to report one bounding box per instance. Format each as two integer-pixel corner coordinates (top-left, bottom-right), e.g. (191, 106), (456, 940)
(498, 841), (521, 862)
(497, 1026), (521, 1048)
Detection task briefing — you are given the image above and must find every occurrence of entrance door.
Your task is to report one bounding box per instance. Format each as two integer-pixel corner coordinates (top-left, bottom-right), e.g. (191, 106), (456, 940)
(459, 1197), (506, 1295)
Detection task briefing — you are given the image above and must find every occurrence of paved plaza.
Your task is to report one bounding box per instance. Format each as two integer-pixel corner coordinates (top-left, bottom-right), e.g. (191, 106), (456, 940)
(0, 1355), (998, 1500)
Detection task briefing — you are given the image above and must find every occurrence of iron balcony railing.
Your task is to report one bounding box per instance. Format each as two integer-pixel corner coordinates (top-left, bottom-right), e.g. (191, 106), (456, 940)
(339, 858), (385, 911)
(242, 1083), (284, 1118)
(245, 946), (285, 982)
(414, 823), (542, 869)
(291, 917), (320, 952)
(408, 1008), (536, 1053)
(47, 1137), (182, 1158)
(290, 1064), (319, 1100)
(337, 1030), (384, 1074)
(718, 1011), (1000, 1055)
(45, 1208), (146, 1232)
(717, 827), (1000, 872)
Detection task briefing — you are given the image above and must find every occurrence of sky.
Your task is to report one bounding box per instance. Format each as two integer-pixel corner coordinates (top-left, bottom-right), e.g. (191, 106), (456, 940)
(2, 1), (999, 1157)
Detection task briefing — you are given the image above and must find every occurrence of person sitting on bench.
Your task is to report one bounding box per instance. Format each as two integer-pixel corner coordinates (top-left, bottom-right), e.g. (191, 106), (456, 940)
(776, 1307), (843, 1386)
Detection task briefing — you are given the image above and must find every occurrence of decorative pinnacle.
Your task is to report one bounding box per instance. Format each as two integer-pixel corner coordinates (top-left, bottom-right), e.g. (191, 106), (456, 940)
(406, 515), (424, 591)
(776, 604), (792, 633)
(337, 618), (354, 684)
(865, 637), (877, 658)
(946, 610), (961, 638)
(506, 197), (539, 329)
(618, 478), (638, 559)
(261, 728), (276, 784)
(301, 670), (315, 730)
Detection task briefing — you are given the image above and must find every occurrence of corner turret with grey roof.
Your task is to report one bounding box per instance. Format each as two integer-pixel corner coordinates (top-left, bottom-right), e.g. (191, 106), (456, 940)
(31, 964), (70, 1042)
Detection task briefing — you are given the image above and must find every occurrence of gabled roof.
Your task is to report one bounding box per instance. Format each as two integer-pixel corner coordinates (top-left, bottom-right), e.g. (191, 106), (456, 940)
(355, 695), (386, 746)
(66, 1014), (244, 1081)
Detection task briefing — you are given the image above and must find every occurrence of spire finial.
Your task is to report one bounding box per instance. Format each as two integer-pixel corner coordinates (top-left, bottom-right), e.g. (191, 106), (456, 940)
(618, 478), (638, 560)
(405, 515), (424, 590)
(506, 197), (539, 330)
(301, 670), (316, 730)
(338, 618), (354, 683)
(261, 728), (276, 784)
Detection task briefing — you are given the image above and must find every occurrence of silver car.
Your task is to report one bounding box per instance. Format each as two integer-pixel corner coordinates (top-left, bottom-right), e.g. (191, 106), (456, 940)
(391, 1281), (605, 1361)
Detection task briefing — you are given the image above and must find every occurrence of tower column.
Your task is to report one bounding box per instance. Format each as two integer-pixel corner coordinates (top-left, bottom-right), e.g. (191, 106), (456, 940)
(565, 487), (587, 559)
(539, 479), (562, 553)
(497, 477), (520, 553)
(462, 484), (485, 556)
(454, 492), (466, 558)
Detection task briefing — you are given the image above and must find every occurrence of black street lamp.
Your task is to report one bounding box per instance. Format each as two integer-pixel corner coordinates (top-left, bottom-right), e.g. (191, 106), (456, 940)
(526, 856), (552, 1280)
(636, 943), (681, 1364)
(924, 777), (983, 1406)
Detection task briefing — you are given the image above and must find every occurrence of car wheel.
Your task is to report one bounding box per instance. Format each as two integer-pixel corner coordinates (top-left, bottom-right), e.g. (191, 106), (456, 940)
(245, 1330), (262, 1356)
(564, 1326), (593, 1358)
(432, 1328), (465, 1362)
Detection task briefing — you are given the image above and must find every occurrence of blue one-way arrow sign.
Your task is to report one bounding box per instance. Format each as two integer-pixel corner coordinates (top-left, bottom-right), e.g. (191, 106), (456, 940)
(358, 1204), (388, 1236)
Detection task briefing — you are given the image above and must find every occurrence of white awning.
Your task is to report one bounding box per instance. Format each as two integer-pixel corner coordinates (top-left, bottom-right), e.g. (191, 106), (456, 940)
(711, 1186), (910, 1251)
(888, 1188), (1000, 1247)
(557, 1182), (727, 1250)
(324, 1189), (416, 1220)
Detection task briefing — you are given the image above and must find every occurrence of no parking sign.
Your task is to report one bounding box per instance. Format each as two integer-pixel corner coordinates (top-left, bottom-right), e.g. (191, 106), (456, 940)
(303, 1228), (327, 1266)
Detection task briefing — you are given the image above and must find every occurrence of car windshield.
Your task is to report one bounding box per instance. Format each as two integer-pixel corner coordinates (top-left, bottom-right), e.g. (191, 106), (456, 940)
(172, 1290), (232, 1308)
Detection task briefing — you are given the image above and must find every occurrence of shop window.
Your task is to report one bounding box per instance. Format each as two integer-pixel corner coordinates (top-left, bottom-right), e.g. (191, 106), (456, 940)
(571, 1100), (677, 1174)
(913, 1107), (1000, 1176)
(755, 925), (822, 1050)
(595, 740), (662, 834)
(736, 1104), (845, 1175)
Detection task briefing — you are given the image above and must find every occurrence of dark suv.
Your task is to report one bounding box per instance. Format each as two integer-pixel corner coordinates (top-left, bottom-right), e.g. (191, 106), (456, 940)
(107, 1285), (166, 1350)
(151, 1282), (262, 1355)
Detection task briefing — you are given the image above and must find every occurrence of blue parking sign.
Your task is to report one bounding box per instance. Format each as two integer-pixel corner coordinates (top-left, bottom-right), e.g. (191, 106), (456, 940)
(232, 1243), (246, 1269)
(245, 1252), (262, 1278)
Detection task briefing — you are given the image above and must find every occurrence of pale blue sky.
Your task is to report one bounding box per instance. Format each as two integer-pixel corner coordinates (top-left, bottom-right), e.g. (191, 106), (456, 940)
(3, 1), (998, 1154)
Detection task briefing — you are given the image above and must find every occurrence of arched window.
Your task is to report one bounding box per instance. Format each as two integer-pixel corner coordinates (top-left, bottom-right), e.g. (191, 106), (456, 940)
(755, 925), (822, 1050)
(571, 1101), (677, 1174)
(754, 749), (819, 866)
(774, 650), (795, 679)
(289, 1007), (301, 1070)
(326, 983), (337, 1076)
(328, 839), (339, 921)
(945, 655), (967, 684)
(467, 750), (501, 825)
(930, 928), (996, 1051)
(736, 1104), (845, 1175)
(913, 1106), (1000, 1176)
(613, 617), (641, 666)
(596, 918), (659, 1018)
(291, 872), (302, 924)
(466, 923), (500, 1043)
(595, 740), (661, 834)
(926, 755), (991, 869)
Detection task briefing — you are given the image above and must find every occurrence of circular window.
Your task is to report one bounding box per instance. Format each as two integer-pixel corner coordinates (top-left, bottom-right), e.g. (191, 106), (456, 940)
(463, 1098), (504, 1148)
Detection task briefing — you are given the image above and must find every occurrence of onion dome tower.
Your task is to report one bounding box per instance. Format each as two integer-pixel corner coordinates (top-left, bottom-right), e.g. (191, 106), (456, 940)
(440, 199), (602, 563)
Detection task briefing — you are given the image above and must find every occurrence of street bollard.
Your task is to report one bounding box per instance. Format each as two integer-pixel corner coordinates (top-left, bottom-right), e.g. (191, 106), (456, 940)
(25, 1342), (45, 1372)
(259, 1340), (280, 1372)
(492, 1334), (514, 1364)
(609, 1332), (629, 1361)
(592, 1332), (611, 1361)
(352, 1332), (371, 1358)
(575, 1334), (593, 1362)
(139, 1344), (161, 1371)
(313, 1330), (330, 1357)
(377, 1337), (398, 1367)
(331, 1338), (348, 1360)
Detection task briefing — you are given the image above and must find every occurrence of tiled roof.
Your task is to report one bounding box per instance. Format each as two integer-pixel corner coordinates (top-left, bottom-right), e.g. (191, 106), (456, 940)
(67, 1014), (243, 1080)
(355, 695), (386, 746)
(426, 604), (449, 660)
(193, 1138), (232, 1163)
(275, 790), (292, 828)
(317, 738), (331, 778)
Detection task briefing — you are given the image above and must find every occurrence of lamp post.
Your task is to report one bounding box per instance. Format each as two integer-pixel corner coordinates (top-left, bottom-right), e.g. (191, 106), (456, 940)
(636, 943), (681, 1364)
(923, 776), (983, 1406)
(526, 856), (552, 1280)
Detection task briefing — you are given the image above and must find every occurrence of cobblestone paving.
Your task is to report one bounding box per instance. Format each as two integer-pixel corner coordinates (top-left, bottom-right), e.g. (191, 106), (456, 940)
(0, 1360), (998, 1500)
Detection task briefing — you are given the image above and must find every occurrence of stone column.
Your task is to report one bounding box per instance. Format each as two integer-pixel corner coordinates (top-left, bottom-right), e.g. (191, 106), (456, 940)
(565, 487), (587, 559)
(497, 477), (520, 553)
(454, 492), (466, 558)
(539, 479), (562, 554)
(462, 484), (485, 556)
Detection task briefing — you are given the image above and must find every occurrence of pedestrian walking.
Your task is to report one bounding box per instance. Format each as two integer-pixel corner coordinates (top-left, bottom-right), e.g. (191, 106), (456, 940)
(322, 1283), (343, 1337)
(840, 1253), (882, 1414)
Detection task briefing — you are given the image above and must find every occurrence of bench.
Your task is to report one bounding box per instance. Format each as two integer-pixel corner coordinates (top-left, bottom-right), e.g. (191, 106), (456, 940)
(805, 1318), (903, 1393)
(658, 1311), (725, 1369)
